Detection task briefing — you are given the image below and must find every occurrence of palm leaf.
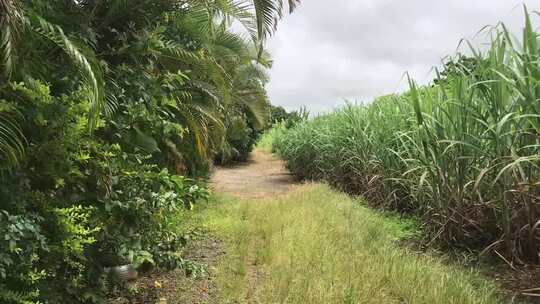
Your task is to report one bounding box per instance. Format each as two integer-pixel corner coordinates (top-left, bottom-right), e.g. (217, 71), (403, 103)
(251, 0), (300, 43)
(27, 14), (105, 129)
(234, 88), (269, 130)
(190, 0), (300, 46)
(0, 0), (23, 80)
(0, 104), (26, 170)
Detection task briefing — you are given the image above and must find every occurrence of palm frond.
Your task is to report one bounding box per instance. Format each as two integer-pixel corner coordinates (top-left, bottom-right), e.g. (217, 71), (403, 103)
(189, 0), (299, 46)
(0, 22), (14, 80)
(27, 14), (105, 128)
(0, 104), (26, 170)
(234, 87), (269, 129)
(211, 29), (250, 60)
(174, 96), (224, 157)
(154, 37), (233, 104)
(252, 0), (277, 40)
(0, 0), (23, 80)
(251, 0), (299, 39)
(228, 0), (258, 39)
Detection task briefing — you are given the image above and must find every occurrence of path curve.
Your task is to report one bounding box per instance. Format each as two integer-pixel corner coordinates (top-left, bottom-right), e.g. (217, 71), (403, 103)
(210, 149), (296, 199)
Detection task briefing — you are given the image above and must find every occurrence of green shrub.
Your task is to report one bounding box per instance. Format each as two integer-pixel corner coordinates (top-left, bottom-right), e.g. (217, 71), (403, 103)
(0, 81), (208, 303)
(216, 114), (259, 164)
(269, 105), (307, 128)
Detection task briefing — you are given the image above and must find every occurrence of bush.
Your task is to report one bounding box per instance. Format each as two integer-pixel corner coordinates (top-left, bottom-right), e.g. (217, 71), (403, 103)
(0, 82), (208, 303)
(215, 114), (259, 164)
(0, 0), (291, 301)
(256, 121), (288, 153)
(269, 105), (307, 128)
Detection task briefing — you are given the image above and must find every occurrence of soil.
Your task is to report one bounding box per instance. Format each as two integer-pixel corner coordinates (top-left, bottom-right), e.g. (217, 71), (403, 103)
(210, 149), (297, 199)
(108, 236), (224, 304)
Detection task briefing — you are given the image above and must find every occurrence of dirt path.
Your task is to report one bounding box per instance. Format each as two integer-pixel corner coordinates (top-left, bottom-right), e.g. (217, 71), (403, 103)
(209, 149), (298, 301)
(210, 149), (296, 199)
(109, 150), (296, 303)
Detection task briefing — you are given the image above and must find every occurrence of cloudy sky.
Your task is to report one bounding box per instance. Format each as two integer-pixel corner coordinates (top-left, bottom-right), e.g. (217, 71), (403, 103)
(266, 1), (540, 113)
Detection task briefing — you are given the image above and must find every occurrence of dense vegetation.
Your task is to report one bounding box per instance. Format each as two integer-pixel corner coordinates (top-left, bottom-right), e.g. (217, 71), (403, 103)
(269, 104), (307, 128)
(257, 105), (307, 152)
(0, 0), (298, 302)
(206, 184), (499, 303)
(273, 11), (540, 265)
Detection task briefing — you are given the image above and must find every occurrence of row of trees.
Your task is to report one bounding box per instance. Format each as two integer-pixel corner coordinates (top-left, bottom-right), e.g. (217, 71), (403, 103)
(0, 0), (298, 302)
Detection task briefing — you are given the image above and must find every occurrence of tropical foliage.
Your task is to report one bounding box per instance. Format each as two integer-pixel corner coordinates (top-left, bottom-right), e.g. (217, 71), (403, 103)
(269, 104), (307, 128)
(0, 0), (297, 302)
(257, 106), (306, 153)
(273, 10), (540, 265)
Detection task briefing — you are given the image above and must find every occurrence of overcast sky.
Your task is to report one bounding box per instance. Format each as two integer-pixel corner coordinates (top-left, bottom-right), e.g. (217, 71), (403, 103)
(266, 1), (540, 113)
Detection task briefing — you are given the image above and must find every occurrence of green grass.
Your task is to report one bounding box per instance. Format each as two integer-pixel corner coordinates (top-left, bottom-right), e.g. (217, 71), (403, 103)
(202, 183), (501, 304)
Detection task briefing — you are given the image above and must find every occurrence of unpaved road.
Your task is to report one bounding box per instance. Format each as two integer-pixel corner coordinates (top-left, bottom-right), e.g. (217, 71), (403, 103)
(210, 149), (296, 199)
(110, 150), (297, 304)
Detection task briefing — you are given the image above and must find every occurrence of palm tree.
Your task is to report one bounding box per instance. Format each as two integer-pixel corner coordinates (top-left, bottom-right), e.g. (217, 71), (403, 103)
(0, 0), (106, 169)
(0, 0), (300, 170)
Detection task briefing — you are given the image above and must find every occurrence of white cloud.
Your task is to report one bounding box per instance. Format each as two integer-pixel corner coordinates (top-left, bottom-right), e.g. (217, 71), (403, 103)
(267, 0), (540, 113)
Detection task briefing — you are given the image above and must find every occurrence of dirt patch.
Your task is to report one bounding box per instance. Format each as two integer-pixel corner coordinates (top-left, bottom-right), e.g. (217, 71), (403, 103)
(210, 149), (297, 199)
(489, 264), (540, 303)
(108, 237), (225, 304)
